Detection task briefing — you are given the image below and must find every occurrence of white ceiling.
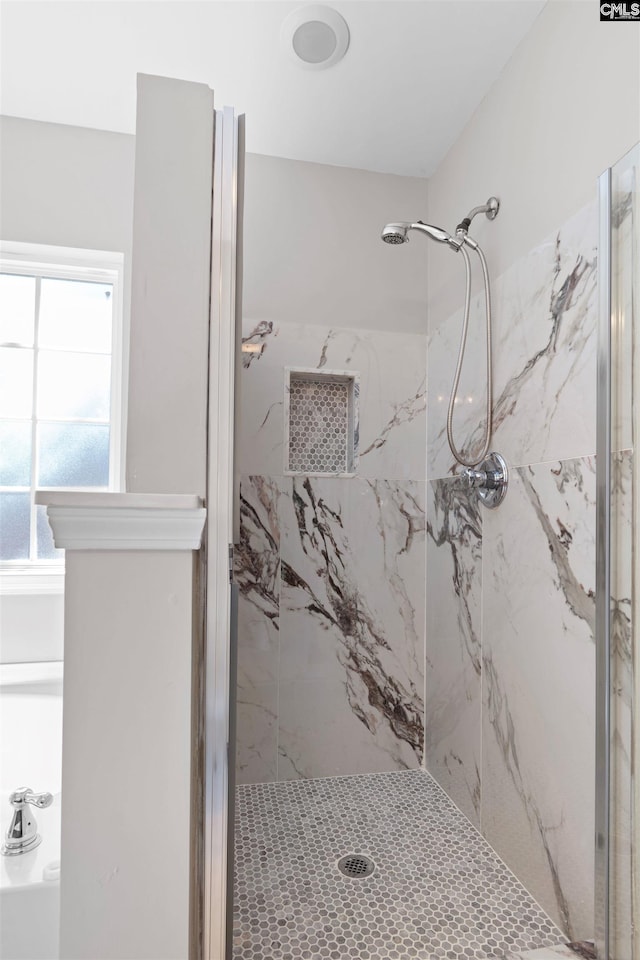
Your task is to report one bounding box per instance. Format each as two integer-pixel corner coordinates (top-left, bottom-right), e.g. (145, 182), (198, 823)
(0, 1), (546, 178)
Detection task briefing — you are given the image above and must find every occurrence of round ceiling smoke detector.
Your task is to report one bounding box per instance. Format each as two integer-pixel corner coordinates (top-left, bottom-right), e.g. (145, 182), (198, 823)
(281, 5), (350, 70)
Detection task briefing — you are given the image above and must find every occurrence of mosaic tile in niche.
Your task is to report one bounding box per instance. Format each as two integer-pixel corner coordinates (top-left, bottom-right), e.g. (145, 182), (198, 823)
(288, 376), (350, 474)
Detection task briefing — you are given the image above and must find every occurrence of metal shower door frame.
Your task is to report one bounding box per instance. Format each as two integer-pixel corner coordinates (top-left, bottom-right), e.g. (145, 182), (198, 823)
(203, 104), (244, 960)
(595, 143), (640, 960)
(595, 165), (612, 960)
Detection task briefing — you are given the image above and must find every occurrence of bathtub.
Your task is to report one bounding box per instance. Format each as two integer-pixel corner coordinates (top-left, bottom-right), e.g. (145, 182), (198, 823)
(0, 661), (63, 960)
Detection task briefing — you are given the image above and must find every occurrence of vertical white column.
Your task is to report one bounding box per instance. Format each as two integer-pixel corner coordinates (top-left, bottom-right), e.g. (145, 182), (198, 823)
(126, 74), (215, 497)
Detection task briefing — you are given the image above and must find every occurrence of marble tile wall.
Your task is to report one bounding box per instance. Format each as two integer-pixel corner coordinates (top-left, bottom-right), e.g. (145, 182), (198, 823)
(427, 201), (598, 480)
(239, 322), (426, 482)
(426, 201), (600, 940)
(610, 451), (633, 958)
(481, 457), (596, 939)
(425, 477), (482, 826)
(235, 184), (635, 946)
(235, 323), (427, 783)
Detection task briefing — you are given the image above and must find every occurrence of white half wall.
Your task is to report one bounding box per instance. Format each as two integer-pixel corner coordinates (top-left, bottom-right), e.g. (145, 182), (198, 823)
(59, 547), (196, 960)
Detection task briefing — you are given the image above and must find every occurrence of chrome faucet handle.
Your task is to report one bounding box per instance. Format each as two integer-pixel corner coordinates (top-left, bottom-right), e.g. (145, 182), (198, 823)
(1, 787), (53, 857)
(460, 453), (509, 509)
(10, 788), (54, 809)
(463, 467), (487, 488)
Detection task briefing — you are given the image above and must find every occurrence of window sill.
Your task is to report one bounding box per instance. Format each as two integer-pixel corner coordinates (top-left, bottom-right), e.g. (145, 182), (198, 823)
(0, 565), (65, 596)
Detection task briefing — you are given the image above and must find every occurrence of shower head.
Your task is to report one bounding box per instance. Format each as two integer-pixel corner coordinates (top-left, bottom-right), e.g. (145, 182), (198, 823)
(381, 223), (411, 244)
(381, 221), (461, 250)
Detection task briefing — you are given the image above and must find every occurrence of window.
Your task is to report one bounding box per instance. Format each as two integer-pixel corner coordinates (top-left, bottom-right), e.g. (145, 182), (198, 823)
(0, 243), (125, 583)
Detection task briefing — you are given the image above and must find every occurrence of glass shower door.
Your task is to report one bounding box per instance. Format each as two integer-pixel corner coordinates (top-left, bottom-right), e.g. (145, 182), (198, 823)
(596, 141), (638, 960)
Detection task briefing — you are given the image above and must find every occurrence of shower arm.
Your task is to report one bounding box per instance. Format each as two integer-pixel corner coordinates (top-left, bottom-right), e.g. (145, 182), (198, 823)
(455, 196), (499, 236)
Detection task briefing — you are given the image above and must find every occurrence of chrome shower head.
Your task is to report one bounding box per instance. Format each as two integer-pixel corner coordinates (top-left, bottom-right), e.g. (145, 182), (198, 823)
(381, 223), (410, 244)
(414, 221), (459, 247)
(381, 220), (461, 250)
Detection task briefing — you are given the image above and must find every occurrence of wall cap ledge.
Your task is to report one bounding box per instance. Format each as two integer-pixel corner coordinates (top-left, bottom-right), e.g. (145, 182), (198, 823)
(35, 491), (206, 551)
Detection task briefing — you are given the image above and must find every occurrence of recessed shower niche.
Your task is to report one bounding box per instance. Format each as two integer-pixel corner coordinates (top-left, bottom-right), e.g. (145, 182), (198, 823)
(284, 367), (359, 476)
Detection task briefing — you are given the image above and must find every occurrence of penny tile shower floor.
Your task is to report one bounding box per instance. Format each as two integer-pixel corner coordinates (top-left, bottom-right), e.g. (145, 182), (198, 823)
(233, 770), (564, 960)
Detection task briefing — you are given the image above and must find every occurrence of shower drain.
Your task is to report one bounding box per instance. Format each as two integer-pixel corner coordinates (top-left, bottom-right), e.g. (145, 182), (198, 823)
(337, 854), (375, 878)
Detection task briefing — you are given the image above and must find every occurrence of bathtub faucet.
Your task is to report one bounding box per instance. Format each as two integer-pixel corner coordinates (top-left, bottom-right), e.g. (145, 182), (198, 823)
(1, 787), (53, 856)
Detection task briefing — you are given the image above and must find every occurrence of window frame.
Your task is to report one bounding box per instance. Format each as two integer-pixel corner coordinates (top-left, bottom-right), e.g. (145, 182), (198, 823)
(0, 241), (127, 595)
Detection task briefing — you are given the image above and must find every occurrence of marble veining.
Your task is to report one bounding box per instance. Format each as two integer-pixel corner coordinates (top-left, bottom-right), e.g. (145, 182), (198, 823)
(482, 457), (596, 939)
(428, 202), (597, 479)
(236, 476), (281, 628)
(284, 478), (423, 752)
(424, 201), (609, 944)
(234, 474), (426, 783)
(425, 476), (482, 825)
(235, 318), (427, 784)
(611, 184), (635, 454)
(482, 651), (573, 934)
(241, 320), (275, 368)
(359, 378), (426, 459)
(234, 476), (283, 784)
(490, 243), (595, 461)
(518, 461), (595, 635)
(612, 186), (633, 229)
(278, 476), (425, 779)
(427, 478), (482, 674)
(610, 450), (634, 954)
(239, 321), (426, 481)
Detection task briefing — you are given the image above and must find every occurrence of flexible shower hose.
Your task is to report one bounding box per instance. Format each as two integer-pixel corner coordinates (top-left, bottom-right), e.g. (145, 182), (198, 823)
(446, 239), (493, 468)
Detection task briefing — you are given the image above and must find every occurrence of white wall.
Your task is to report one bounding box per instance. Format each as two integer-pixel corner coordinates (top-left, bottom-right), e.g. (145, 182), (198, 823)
(0, 116), (136, 663)
(243, 153), (428, 334)
(427, 0), (640, 328)
(0, 117), (430, 355)
(0, 116), (134, 254)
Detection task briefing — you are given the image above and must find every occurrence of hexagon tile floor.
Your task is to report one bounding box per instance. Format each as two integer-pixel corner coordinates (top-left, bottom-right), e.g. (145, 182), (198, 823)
(232, 770), (565, 959)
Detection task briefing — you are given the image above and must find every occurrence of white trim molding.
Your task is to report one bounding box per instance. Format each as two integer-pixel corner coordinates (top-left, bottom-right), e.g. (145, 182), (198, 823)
(35, 492), (205, 551)
(0, 566), (65, 596)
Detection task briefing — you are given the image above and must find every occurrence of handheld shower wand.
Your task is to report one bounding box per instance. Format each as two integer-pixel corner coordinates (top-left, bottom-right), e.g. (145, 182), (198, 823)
(381, 198), (508, 508)
(381, 221), (463, 250)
